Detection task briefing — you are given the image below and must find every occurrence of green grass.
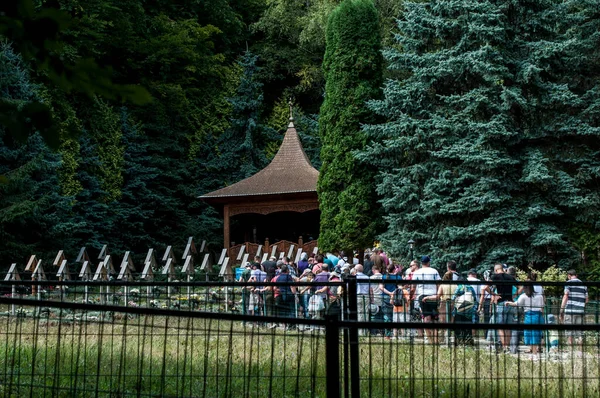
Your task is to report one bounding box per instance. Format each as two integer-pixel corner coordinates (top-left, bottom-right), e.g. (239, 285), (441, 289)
(0, 315), (598, 397)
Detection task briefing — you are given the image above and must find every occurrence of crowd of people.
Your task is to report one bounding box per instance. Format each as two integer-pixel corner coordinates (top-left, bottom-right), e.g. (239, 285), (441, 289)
(238, 250), (589, 357)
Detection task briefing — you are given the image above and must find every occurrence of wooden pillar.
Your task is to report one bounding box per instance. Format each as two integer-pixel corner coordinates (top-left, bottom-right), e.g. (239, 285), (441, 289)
(298, 235), (303, 248)
(265, 237), (269, 258)
(224, 205), (230, 249)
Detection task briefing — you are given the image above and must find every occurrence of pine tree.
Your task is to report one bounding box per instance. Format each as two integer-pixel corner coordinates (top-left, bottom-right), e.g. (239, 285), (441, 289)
(317, 0), (383, 253)
(361, 0), (600, 270)
(212, 51), (277, 183)
(0, 42), (79, 264)
(110, 108), (163, 254)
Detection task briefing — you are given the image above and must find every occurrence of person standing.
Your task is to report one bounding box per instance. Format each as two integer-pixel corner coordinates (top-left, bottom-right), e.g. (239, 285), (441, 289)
(466, 269), (481, 337)
(560, 270), (588, 352)
(505, 282), (544, 358)
(354, 264), (370, 336)
(411, 256), (440, 344)
(370, 265), (384, 335)
(482, 264), (516, 351)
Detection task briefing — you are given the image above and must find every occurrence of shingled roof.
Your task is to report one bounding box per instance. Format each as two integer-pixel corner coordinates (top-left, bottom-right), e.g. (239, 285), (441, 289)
(200, 118), (319, 199)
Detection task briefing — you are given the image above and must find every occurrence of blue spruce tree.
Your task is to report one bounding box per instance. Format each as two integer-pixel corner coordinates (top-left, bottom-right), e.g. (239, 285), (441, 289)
(361, 0), (600, 269)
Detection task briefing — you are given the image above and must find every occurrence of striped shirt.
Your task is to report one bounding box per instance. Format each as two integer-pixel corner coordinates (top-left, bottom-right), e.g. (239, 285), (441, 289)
(565, 278), (587, 314)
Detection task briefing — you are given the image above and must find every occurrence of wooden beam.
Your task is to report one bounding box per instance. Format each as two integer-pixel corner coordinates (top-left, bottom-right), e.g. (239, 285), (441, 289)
(224, 204), (230, 249)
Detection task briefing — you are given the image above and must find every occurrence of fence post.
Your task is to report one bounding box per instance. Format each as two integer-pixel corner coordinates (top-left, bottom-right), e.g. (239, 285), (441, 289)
(325, 314), (340, 398)
(346, 276), (359, 398)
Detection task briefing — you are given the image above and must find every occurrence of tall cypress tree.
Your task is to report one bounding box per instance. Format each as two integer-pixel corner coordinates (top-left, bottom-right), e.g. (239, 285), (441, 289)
(361, 1), (600, 269)
(317, 0), (383, 253)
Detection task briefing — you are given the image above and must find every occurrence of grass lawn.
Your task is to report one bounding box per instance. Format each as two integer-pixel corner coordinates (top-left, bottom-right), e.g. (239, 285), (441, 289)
(0, 311), (598, 397)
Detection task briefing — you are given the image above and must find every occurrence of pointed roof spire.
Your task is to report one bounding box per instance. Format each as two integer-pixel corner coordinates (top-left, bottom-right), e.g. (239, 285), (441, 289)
(200, 113), (318, 200)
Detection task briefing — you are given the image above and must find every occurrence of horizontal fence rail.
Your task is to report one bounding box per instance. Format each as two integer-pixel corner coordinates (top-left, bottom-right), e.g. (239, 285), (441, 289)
(0, 278), (598, 397)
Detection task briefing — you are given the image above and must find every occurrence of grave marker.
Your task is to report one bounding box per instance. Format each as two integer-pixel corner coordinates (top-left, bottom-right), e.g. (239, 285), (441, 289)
(141, 249), (157, 304)
(182, 237), (197, 260)
(79, 260), (92, 302)
(287, 244), (295, 259)
(5, 263), (20, 315)
(256, 245), (263, 258)
(93, 261), (109, 304)
(261, 253), (268, 263)
(118, 251), (135, 281)
(56, 259), (70, 301)
(294, 248), (302, 264)
(270, 245), (277, 258)
(236, 245), (245, 261)
(217, 248), (227, 265)
(53, 250), (65, 267)
(199, 240), (206, 252)
(241, 253), (249, 266)
(312, 246), (319, 255)
(76, 247), (91, 264)
(98, 245), (109, 261)
(141, 249), (157, 280)
(32, 260), (45, 304)
(199, 253), (209, 271)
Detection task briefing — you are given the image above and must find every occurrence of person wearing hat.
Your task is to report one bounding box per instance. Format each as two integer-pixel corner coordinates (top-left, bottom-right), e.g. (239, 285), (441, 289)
(411, 255), (441, 344)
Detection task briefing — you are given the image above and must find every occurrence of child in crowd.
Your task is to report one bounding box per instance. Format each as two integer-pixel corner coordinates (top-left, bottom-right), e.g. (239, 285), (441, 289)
(392, 284), (412, 340)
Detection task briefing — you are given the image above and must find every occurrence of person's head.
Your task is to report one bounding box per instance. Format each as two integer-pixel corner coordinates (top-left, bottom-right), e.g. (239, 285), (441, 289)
(280, 264), (289, 274)
(372, 265), (380, 274)
(306, 271), (314, 281)
(355, 264), (364, 273)
(269, 255), (276, 262)
(321, 264), (328, 272)
(507, 266), (516, 277)
(410, 260), (419, 271)
(523, 280), (534, 297)
(421, 256), (431, 267)
(567, 269), (578, 280)
(301, 252), (308, 261)
(494, 263), (505, 274)
(276, 260), (284, 268)
(283, 256), (290, 264)
(315, 254), (324, 264)
(527, 270), (538, 282)
(446, 261), (457, 272)
(387, 264), (396, 274)
(254, 255), (260, 263)
(468, 269), (477, 278)
(443, 271), (453, 281)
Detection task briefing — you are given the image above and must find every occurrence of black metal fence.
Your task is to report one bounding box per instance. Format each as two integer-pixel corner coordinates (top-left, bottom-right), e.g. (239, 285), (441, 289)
(0, 278), (599, 397)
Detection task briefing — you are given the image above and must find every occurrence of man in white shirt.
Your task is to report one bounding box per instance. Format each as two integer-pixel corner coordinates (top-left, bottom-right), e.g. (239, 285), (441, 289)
(411, 256), (440, 343)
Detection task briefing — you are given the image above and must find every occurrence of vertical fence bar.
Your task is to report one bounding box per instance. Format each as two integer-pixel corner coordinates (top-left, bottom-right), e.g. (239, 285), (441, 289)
(325, 314), (340, 398)
(346, 276), (359, 398)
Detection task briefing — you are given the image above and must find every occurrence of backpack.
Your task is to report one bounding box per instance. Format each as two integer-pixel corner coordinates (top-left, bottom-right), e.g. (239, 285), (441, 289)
(452, 271), (465, 282)
(393, 288), (406, 307)
(454, 285), (475, 314)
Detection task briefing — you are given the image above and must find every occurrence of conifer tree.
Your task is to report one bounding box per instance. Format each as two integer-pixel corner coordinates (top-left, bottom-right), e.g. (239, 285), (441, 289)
(361, 0), (600, 269)
(317, 0), (383, 252)
(0, 43), (79, 262)
(211, 51), (277, 183)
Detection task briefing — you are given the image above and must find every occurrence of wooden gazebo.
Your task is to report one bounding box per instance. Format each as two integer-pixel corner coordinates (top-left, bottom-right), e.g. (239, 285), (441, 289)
(200, 116), (319, 259)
